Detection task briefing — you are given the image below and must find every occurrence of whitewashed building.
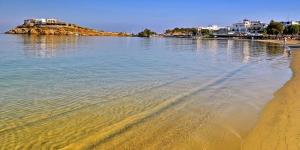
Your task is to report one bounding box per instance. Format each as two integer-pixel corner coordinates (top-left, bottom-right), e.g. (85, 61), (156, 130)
(24, 18), (58, 25)
(280, 21), (300, 27)
(232, 19), (266, 33)
(199, 25), (220, 31)
(46, 18), (58, 24)
(248, 21), (267, 33)
(232, 19), (251, 33)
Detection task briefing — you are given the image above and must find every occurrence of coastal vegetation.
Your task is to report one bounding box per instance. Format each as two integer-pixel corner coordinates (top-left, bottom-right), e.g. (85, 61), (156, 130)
(266, 20), (285, 35)
(200, 29), (212, 37)
(266, 20), (300, 35)
(164, 28), (213, 37)
(137, 29), (157, 37)
(165, 28), (198, 36)
(284, 24), (300, 35)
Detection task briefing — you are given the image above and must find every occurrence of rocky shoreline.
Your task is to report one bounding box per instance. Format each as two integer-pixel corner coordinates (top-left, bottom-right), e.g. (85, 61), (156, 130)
(5, 24), (129, 37)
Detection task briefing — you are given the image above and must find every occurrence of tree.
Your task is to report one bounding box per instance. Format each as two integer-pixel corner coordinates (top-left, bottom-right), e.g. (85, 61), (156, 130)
(267, 20), (285, 35)
(260, 28), (268, 35)
(200, 29), (211, 36)
(137, 29), (156, 37)
(284, 25), (300, 35)
(164, 28), (198, 36)
(190, 28), (198, 36)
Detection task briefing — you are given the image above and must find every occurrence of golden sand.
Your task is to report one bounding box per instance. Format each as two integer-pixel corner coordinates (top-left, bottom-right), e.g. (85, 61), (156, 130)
(255, 39), (300, 45)
(243, 49), (300, 150)
(0, 39), (294, 149)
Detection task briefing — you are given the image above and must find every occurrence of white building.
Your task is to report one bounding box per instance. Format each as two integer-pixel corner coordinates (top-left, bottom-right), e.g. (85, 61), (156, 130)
(248, 21), (267, 33)
(24, 19), (45, 25)
(198, 25), (220, 31)
(214, 26), (232, 35)
(24, 18), (58, 25)
(46, 18), (58, 24)
(280, 21), (300, 27)
(232, 19), (251, 33)
(232, 19), (266, 33)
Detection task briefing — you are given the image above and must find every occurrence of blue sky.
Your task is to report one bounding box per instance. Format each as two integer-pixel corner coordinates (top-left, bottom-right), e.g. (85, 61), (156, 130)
(0, 0), (299, 33)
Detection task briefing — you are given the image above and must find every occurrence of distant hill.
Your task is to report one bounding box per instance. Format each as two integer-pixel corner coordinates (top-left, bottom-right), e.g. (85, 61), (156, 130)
(5, 19), (129, 36)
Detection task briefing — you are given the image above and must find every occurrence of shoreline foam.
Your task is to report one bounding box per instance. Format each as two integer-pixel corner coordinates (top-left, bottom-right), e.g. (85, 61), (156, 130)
(242, 49), (300, 150)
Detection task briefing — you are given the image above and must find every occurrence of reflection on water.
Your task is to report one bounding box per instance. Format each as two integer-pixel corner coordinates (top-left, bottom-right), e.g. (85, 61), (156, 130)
(195, 39), (287, 63)
(18, 35), (287, 60)
(0, 35), (292, 150)
(20, 35), (79, 58)
(266, 44), (284, 56)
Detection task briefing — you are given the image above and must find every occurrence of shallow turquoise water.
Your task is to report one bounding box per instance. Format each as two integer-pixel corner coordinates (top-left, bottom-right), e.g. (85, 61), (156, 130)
(0, 35), (292, 149)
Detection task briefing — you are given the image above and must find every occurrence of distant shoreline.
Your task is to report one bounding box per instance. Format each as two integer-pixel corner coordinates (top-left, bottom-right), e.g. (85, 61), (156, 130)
(3, 32), (300, 48)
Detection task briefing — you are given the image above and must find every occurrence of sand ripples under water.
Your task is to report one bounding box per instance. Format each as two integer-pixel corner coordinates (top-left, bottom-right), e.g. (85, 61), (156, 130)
(0, 35), (292, 149)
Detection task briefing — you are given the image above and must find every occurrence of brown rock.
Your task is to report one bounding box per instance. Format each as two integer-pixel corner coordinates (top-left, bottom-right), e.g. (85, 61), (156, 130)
(29, 29), (38, 34)
(5, 23), (130, 37)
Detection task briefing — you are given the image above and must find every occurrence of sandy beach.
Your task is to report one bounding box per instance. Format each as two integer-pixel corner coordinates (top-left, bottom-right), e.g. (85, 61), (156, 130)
(255, 39), (300, 45)
(0, 36), (294, 149)
(243, 49), (300, 150)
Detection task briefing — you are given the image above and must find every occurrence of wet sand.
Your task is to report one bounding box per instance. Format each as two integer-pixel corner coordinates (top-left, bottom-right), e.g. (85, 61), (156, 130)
(256, 39), (300, 45)
(243, 49), (300, 150)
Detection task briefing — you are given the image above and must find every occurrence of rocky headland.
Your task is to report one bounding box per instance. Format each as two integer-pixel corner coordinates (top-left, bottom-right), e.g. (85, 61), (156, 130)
(5, 19), (129, 36)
